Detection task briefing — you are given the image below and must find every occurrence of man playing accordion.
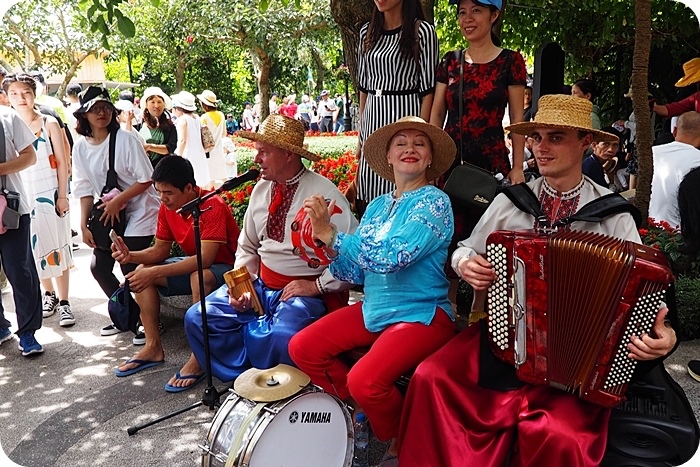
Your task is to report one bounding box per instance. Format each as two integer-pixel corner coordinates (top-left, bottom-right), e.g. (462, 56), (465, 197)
(398, 94), (678, 466)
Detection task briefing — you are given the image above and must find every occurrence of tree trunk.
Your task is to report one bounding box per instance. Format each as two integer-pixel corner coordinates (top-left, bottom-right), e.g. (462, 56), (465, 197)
(330, 0), (434, 89)
(250, 45), (272, 121)
(631, 0), (652, 227)
(175, 52), (186, 93)
(310, 48), (325, 93)
(56, 51), (94, 99)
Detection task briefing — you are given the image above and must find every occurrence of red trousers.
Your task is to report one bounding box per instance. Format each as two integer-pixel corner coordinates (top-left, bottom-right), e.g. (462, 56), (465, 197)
(288, 302), (455, 441)
(398, 323), (611, 467)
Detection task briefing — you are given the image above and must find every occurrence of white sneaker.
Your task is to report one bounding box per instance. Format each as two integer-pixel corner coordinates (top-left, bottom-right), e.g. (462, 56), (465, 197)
(42, 293), (59, 318)
(132, 322), (165, 346)
(100, 324), (126, 336)
(58, 304), (75, 327)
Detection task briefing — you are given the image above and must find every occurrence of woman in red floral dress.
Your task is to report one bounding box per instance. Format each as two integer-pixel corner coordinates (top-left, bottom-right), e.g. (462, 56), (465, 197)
(430, 0), (527, 303)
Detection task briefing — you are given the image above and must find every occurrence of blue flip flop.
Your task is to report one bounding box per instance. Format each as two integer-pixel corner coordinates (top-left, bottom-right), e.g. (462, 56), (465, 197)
(115, 358), (164, 377)
(164, 371), (206, 393)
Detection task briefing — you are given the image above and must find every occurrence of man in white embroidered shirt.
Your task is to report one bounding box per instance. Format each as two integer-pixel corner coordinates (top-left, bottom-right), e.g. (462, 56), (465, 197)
(168, 115), (358, 392)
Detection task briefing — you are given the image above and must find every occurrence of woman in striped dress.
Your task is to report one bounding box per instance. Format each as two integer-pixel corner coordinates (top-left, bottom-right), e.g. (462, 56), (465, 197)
(355, 0), (439, 217)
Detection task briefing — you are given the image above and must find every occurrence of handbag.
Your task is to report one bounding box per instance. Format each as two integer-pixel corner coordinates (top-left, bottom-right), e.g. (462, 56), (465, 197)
(442, 49), (499, 211)
(87, 129), (126, 250)
(201, 123), (215, 152)
(0, 117), (21, 233)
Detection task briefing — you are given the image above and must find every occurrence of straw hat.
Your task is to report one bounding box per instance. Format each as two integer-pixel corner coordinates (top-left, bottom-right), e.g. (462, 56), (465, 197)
(506, 94), (618, 142)
(238, 114), (320, 161)
(197, 89), (219, 107)
(675, 58), (700, 87)
(140, 86), (172, 110)
(171, 91), (197, 112)
(363, 116), (457, 183)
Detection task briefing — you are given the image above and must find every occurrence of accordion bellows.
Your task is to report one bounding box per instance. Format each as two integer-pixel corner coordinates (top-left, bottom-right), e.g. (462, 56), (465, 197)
(486, 230), (674, 408)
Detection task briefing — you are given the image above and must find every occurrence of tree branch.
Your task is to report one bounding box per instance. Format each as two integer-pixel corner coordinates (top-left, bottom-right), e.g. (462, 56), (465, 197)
(6, 19), (43, 67)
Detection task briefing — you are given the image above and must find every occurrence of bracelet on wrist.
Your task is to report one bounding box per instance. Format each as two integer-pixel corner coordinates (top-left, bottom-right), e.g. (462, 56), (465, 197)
(327, 225), (338, 248)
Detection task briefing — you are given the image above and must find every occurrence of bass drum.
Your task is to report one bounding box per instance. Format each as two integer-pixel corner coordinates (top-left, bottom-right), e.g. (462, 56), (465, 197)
(201, 385), (354, 467)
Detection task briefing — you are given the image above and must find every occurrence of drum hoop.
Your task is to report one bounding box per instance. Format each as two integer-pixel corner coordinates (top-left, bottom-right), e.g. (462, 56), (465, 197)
(224, 402), (266, 467)
(204, 391), (240, 452)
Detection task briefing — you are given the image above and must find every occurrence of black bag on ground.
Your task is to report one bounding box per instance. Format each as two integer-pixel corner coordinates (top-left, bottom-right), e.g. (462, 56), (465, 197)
(87, 129), (126, 250)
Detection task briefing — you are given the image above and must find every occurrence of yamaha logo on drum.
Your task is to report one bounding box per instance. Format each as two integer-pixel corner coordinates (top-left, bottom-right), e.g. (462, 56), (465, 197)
(288, 411), (332, 424)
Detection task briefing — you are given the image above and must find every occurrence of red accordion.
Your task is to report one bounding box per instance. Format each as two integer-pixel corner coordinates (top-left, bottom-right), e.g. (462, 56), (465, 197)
(485, 230), (674, 408)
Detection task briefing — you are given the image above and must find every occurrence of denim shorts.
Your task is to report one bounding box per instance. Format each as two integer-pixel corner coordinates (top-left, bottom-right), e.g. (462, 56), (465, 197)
(156, 257), (231, 297)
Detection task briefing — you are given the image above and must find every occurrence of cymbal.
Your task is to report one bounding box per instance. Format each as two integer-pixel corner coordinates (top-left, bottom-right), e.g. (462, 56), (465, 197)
(234, 364), (311, 402)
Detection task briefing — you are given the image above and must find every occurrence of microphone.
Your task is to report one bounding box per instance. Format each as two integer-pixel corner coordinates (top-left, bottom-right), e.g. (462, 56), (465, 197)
(177, 169), (261, 215)
(219, 169), (260, 191)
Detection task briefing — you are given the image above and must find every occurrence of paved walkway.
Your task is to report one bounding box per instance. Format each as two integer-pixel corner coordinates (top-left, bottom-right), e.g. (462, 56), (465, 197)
(1, 202), (699, 466)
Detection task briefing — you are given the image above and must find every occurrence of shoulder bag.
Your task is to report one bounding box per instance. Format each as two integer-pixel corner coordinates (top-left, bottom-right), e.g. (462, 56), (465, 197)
(87, 128), (127, 250)
(442, 49), (499, 211)
(0, 117), (21, 232)
(200, 118), (215, 153)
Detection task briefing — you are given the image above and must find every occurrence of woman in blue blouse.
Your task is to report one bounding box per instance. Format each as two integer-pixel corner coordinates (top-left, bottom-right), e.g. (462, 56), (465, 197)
(289, 116), (457, 463)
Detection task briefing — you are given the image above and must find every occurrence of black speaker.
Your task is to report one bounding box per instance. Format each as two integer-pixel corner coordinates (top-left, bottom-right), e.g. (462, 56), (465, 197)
(603, 369), (699, 466)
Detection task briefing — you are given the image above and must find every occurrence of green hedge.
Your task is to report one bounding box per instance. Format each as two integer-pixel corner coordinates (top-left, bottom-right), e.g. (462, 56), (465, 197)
(675, 275), (700, 341)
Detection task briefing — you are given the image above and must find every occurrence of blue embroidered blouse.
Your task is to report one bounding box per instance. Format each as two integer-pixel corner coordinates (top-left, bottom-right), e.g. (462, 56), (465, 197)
(330, 185), (454, 332)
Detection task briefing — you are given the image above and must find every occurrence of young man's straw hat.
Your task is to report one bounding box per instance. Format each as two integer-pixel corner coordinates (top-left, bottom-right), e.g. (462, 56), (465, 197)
(675, 58), (700, 88)
(506, 94), (618, 142)
(238, 114), (321, 162)
(363, 116), (456, 183)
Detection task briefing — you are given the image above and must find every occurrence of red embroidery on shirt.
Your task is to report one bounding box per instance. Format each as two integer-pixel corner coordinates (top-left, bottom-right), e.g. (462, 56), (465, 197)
(267, 182), (300, 243)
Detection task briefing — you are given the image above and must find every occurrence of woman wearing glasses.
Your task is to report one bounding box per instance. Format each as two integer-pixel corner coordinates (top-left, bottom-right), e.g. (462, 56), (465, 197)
(72, 86), (159, 337)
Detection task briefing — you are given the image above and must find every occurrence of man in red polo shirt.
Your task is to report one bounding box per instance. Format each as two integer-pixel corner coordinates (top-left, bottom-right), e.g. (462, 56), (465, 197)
(110, 156), (239, 381)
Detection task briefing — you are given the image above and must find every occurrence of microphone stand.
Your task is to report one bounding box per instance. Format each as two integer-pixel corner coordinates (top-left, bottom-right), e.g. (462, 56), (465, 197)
(127, 182), (248, 436)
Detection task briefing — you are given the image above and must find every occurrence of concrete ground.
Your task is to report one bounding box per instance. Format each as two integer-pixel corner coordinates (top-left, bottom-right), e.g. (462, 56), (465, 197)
(1, 200), (700, 466)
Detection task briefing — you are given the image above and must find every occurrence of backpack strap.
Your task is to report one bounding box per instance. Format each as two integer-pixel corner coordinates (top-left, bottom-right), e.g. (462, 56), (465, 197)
(0, 116), (6, 191)
(104, 128), (119, 192)
(554, 193), (642, 228)
(502, 183), (550, 227)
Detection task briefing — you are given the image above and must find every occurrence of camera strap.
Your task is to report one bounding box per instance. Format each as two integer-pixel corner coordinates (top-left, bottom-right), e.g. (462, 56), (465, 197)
(0, 117), (7, 191)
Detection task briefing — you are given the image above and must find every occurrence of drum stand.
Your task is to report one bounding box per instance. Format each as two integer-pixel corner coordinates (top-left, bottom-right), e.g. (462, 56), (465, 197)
(127, 189), (227, 436)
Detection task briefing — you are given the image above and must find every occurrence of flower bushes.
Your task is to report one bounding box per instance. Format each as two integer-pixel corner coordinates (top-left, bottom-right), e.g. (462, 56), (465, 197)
(219, 135), (358, 226)
(639, 218), (700, 277)
(640, 218), (700, 340)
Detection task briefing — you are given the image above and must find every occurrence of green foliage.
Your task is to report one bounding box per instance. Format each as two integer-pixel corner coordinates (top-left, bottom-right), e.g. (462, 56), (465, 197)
(674, 275), (700, 341)
(640, 219), (700, 277)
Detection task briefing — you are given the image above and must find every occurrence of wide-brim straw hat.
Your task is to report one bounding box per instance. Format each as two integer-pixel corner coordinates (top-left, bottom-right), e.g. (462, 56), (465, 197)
(171, 91), (197, 112)
(675, 58), (700, 87)
(197, 89), (219, 107)
(506, 94), (618, 143)
(363, 116), (457, 183)
(140, 86), (172, 110)
(238, 115), (320, 162)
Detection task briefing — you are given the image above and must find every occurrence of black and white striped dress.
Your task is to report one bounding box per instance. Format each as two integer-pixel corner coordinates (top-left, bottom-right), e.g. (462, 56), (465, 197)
(356, 20), (439, 203)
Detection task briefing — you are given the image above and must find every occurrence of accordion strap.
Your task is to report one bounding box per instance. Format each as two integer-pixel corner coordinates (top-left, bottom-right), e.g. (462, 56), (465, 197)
(502, 183), (642, 229)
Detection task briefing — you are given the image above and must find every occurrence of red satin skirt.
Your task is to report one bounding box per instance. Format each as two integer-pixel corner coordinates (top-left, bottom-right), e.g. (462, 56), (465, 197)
(397, 324), (611, 467)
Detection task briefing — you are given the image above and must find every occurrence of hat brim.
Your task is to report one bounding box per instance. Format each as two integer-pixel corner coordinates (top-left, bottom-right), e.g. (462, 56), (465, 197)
(173, 102), (197, 112)
(197, 94), (218, 107)
(363, 120), (457, 183)
(676, 73), (700, 87)
(505, 121), (619, 143)
(73, 96), (115, 115)
(238, 130), (321, 162)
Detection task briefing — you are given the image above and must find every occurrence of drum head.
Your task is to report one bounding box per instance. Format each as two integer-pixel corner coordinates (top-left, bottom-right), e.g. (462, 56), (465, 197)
(245, 391), (353, 467)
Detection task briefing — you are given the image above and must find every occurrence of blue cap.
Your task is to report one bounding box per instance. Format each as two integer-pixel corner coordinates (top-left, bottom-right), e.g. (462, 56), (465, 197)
(449, 0), (502, 10)
(108, 282), (140, 333)
(355, 412), (367, 422)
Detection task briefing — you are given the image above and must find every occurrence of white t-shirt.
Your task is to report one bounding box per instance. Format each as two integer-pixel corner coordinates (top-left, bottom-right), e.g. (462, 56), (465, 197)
(649, 141), (700, 228)
(72, 129), (160, 237)
(0, 107), (37, 215)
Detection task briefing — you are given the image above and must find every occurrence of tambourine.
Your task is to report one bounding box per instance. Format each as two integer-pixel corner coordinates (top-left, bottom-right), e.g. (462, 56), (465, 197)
(290, 200), (343, 269)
